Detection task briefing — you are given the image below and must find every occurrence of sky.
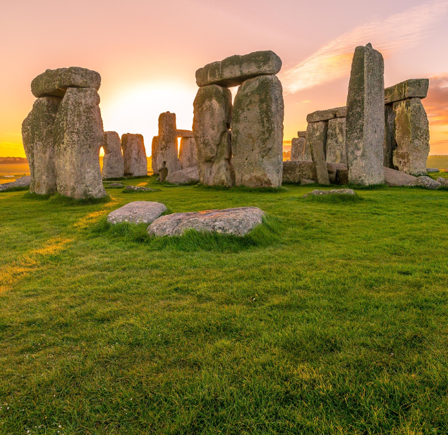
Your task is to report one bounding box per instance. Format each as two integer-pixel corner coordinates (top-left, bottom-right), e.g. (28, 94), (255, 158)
(1, 0), (448, 158)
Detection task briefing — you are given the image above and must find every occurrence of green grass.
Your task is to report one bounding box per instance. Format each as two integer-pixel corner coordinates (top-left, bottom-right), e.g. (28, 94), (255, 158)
(1, 177), (448, 434)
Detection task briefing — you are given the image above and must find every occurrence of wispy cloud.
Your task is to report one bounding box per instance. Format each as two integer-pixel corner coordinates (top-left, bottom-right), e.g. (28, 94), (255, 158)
(281, 0), (448, 94)
(425, 73), (448, 126)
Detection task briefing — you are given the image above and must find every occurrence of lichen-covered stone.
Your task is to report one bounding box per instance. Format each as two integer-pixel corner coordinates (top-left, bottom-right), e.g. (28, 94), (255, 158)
(165, 167), (199, 185)
(22, 96), (60, 195)
(346, 44), (385, 185)
(384, 79), (429, 105)
(31, 67), (101, 98)
(193, 85), (234, 187)
(383, 104), (396, 168)
(176, 130), (194, 138)
(102, 131), (124, 179)
(122, 134), (147, 177)
(307, 121), (330, 185)
(326, 117), (346, 164)
(232, 75), (284, 188)
(179, 137), (198, 169)
(304, 189), (356, 197)
(196, 51), (282, 88)
(157, 112), (181, 176)
(392, 98), (429, 176)
(53, 88), (106, 199)
(291, 137), (305, 161)
(107, 201), (167, 224)
(151, 136), (160, 174)
(306, 106), (347, 123)
(282, 161), (316, 183)
(414, 176), (441, 190)
(148, 207), (265, 237)
(437, 177), (448, 187)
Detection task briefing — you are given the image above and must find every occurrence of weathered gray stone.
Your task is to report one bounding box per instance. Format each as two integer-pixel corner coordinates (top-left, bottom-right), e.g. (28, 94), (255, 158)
(176, 130), (195, 138)
(31, 67), (101, 98)
(304, 189), (356, 197)
(393, 98), (429, 176)
(346, 44), (385, 185)
(383, 167), (417, 186)
(107, 201), (167, 224)
(437, 177), (448, 186)
(306, 106), (347, 123)
(282, 161), (316, 184)
(326, 117), (346, 164)
(102, 131), (124, 179)
(122, 134), (147, 177)
(22, 96), (60, 195)
(53, 88), (106, 199)
(196, 51), (282, 87)
(165, 167), (199, 185)
(298, 131), (306, 138)
(414, 176), (441, 190)
(157, 112), (181, 176)
(123, 185), (157, 192)
(383, 104), (396, 168)
(301, 179), (316, 185)
(427, 168), (439, 173)
(106, 182), (125, 188)
(384, 79), (429, 105)
(0, 176), (31, 192)
(291, 137), (305, 161)
(151, 136), (160, 174)
(232, 75), (284, 188)
(307, 121), (330, 185)
(148, 207), (265, 237)
(193, 85), (234, 187)
(179, 137), (198, 169)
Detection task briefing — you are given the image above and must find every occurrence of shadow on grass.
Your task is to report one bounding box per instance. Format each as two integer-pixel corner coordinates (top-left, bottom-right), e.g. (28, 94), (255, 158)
(92, 215), (282, 252)
(0, 186), (30, 193)
(49, 193), (112, 206)
(23, 192), (53, 200)
(303, 193), (364, 204)
(121, 188), (162, 194)
(194, 184), (288, 193)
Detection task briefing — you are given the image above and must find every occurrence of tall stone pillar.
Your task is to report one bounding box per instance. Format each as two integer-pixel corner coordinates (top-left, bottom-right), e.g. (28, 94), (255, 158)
(157, 112), (181, 176)
(326, 118), (346, 164)
(122, 134), (147, 177)
(193, 85), (234, 187)
(307, 121), (330, 185)
(179, 137), (198, 169)
(151, 136), (160, 174)
(102, 131), (124, 179)
(346, 43), (385, 185)
(291, 132), (307, 161)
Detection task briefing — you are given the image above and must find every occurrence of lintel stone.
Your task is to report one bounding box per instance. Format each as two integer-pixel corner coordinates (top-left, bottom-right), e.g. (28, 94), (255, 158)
(306, 106), (347, 123)
(384, 79), (429, 105)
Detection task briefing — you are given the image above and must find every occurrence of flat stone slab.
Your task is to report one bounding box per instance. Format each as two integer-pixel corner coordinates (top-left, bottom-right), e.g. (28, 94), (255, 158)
(437, 177), (448, 187)
(196, 50), (282, 87)
(123, 186), (158, 192)
(176, 130), (194, 138)
(304, 189), (356, 197)
(426, 168), (439, 173)
(384, 79), (429, 105)
(148, 207), (265, 237)
(384, 167), (417, 187)
(165, 167), (199, 185)
(414, 176), (441, 190)
(306, 107), (347, 123)
(107, 201), (167, 225)
(31, 67), (101, 98)
(106, 182), (125, 188)
(0, 176), (31, 192)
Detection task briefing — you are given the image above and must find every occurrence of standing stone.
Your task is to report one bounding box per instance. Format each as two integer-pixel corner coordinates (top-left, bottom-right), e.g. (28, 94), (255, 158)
(179, 137), (198, 169)
(326, 117), (346, 164)
(232, 75), (284, 188)
(122, 134), (148, 177)
(307, 121), (330, 185)
(383, 104), (396, 169)
(393, 98), (429, 176)
(291, 136), (306, 161)
(22, 96), (61, 195)
(346, 44), (385, 185)
(157, 112), (181, 176)
(102, 131), (124, 179)
(53, 88), (106, 199)
(300, 131), (312, 160)
(193, 85), (234, 187)
(151, 136), (160, 174)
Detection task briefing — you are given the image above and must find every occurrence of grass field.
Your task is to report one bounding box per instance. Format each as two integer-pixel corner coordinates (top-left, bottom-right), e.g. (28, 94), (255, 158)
(1, 177), (448, 434)
(426, 155), (448, 169)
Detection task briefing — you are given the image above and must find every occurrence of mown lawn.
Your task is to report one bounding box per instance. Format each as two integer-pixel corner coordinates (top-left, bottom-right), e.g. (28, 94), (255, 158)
(1, 177), (448, 434)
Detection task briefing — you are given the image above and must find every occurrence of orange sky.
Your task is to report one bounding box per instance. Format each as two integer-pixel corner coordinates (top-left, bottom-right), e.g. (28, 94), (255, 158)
(1, 0), (447, 158)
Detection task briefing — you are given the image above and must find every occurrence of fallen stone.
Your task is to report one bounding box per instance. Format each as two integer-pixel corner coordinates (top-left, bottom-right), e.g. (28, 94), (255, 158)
(232, 75), (284, 188)
(414, 176), (441, 190)
(384, 79), (429, 105)
(102, 131), (124, 179)
(346, 44), (385, 186)
(306, 106), (347, 123)
(326, 117), (346, 164)
(53, 88), (106, 199)
(22, 96), (60, 195)
(122, 134), (148, 177)
(0, 176), (31, 192)
(196, 50), (282, 87)
(393, 98), (429, 176)
(179, 137), (198, 169)
(176, 130), (194, 138)
(307, 121), (330, 185)
(427, 168), (439, 173)
(304, 189), (356, 197)
(106, 182), (125, 188)
(157, 112), (181, 176)
(383, 167), (417, 186)
(148, 207), (265, 237)
(301, 179), (316, 185)
(123, 185), (157, 192)
(437, 177), (448, 186)
(107, 201), (167, 224)
(165, 167), (199, 185)
(193, 85), (234, 186)
(31, 67), (101, 98)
